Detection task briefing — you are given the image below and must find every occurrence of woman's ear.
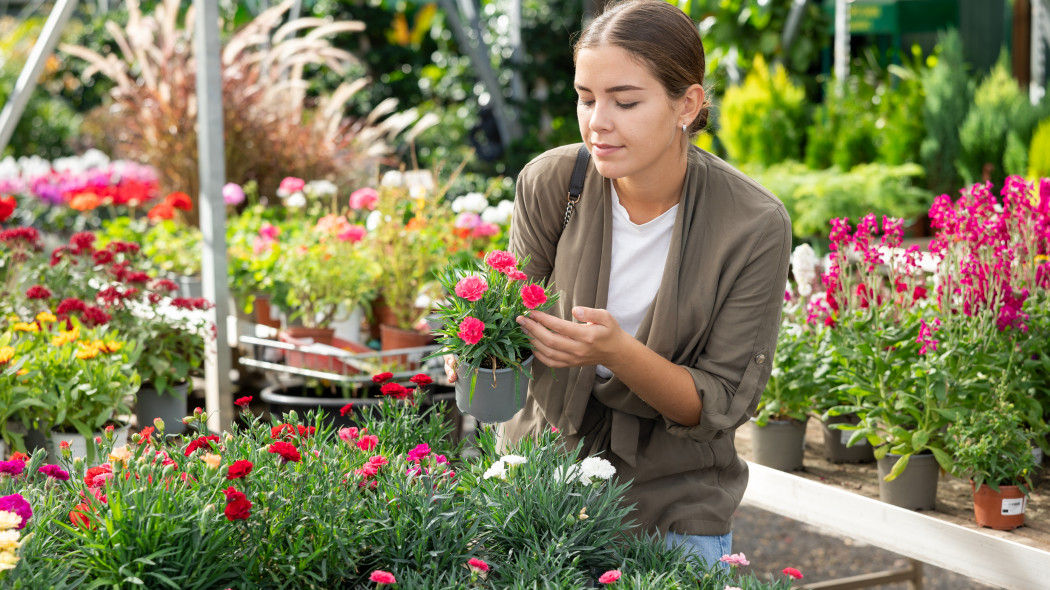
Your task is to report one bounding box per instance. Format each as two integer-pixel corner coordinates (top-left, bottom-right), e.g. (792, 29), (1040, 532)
(679, 83), (705, 128)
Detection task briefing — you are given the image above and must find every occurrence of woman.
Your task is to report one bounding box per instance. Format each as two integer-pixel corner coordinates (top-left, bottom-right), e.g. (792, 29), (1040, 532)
(449, 0), (791, 565)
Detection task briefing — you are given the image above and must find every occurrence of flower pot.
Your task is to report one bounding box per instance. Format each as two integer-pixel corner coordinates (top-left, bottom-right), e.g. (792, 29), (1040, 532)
(330, 305), (364, 344)
(49, 423), (129, 461)
(749, 418), (806, 471)
(135, 381), (190, 436)
(455, 356), (532, 424)
(972, 482), (1026, 530)
(284, 326), (336, 346)
(0, 440), (6, 460)
(379, 324), (434, 370)
(822, 413), (875, 464)
(177, 274), (203, 299)
(254, 295), (282, 330)
(877, 452), (940, 510)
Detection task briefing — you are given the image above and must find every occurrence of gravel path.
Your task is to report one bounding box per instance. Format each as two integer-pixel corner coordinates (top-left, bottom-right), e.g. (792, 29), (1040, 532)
(732, 504), (996, 589)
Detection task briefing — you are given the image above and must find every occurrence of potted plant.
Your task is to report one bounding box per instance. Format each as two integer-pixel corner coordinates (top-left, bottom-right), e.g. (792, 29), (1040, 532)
(3, 314), (141, 462)
(426, 250), (558, 423)
(946, 400), (1038, 530)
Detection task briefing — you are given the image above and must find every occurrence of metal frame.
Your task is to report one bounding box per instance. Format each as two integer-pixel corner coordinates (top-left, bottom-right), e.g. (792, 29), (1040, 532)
(742, 462), (1050, 590)
(1033, 0), (1050, 104)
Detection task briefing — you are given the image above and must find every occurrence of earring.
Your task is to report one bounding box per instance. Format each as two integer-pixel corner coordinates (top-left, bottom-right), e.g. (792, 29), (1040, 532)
(681, 123), (687, 134)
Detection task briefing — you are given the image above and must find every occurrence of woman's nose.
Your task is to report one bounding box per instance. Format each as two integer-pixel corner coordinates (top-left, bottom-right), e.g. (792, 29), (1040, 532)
(588, 101), (612, 133)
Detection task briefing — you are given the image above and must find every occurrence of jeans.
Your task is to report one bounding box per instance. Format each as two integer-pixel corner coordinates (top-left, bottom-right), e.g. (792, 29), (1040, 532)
(665, 530), (733, 570)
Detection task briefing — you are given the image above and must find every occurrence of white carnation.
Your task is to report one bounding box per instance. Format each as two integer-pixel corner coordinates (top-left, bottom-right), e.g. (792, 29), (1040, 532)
(500, 454), (528, 466)
(284, 192), (306, 208)
(306, 180), (338, 197)
(552, 464), (581, 484)
(452, 192), (489, 213)
(483, 460), (507, 480)
(365, 210), (382, 232)
(577, 456), (616, 485)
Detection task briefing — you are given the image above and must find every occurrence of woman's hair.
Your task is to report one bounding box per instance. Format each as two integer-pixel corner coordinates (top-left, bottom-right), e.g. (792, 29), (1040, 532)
(574, 0), (711, 134)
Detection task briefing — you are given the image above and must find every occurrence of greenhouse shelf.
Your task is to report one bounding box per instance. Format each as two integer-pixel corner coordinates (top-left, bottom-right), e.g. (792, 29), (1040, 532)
(742, 461), (1050, 590)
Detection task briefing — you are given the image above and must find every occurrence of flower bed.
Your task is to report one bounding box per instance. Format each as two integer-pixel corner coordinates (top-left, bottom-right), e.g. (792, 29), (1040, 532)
(0, 377), (801, 589)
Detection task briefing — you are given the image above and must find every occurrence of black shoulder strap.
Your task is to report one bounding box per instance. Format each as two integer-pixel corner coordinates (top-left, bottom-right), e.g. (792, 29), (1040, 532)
(562, 144), (591, 231)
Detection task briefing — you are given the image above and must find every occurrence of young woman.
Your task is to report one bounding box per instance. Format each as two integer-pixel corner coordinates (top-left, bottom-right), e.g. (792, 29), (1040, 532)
(448, 0), (791, 565)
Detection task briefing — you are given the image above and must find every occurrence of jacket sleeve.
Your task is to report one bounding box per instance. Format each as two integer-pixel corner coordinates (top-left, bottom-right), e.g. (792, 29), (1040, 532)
(665, 205), (792, 442)
(507, 158), (562, 282)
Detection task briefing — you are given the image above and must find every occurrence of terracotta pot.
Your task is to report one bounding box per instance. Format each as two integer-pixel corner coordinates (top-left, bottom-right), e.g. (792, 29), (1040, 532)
(254, 296), (282, 330)
(379, 324), (434, 371)
(972, 482), (1026, 530)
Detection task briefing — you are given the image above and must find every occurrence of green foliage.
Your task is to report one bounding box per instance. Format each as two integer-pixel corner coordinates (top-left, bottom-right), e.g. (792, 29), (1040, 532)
(876, 54), (926, 166)
(804, 79), (878, 171)
(1027, 118), (1050, 179)
(745, 161), (931, 239)
(719, 56), (808, 166)
(920, 29), (972, 195)
(946, 400), (1037, 494)
(956, 53), (1050, 186)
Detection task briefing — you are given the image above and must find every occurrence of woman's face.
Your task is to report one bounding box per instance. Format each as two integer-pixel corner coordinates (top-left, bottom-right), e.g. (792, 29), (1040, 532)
(575, 44), (686, 181)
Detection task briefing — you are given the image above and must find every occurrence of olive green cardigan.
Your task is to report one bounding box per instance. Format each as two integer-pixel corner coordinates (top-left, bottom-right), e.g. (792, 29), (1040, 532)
(502, 143), (792, 536)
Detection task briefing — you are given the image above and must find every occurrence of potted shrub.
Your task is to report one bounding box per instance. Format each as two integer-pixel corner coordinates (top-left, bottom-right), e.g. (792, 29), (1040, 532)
(3, 314), (141, 462)
(426, 250), (558, 423)
(946, 400), (1038, 530)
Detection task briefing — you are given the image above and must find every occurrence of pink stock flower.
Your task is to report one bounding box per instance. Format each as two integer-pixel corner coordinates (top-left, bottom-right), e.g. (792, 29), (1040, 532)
(917, 318), (941, 355)
(454, 275), (488, 302)
(349, 187), (379, 210)
(485, 250), (518, 273)
(598, 570), (622, 584)
(520, 284), (548, 309)
(457, 316), (485, 345)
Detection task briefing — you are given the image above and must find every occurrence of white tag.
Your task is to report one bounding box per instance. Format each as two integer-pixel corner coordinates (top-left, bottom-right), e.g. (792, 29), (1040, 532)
(840, 430), (867, 446)
(1001, 497), (1025, 516)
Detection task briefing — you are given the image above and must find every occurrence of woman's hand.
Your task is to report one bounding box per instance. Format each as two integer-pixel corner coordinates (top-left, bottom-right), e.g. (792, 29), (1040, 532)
(444, 354), (458, 383)
(517, 307), (628, 369)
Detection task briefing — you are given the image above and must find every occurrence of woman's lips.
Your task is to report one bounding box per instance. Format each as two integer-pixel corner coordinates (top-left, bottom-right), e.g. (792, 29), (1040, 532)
(591, 143), (622, 157)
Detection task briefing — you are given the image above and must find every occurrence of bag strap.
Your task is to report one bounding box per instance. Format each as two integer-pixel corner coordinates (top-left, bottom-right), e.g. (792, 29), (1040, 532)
(562, 144), (591, 230)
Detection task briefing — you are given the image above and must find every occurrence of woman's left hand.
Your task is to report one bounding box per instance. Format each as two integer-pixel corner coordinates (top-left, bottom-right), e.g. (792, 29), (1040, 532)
(517, 307), (627, 368)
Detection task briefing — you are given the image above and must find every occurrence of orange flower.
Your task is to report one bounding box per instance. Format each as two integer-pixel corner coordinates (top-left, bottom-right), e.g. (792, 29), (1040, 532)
(147, 202), (175, 221)
(69, 191), (101, 211)
(0, 346), (14, 364)
(12, 322), (38, 333)
(405, 217), (426, 232)
(35, 311), (57, 323)
(103, 340), (123, 353)
(51, 327), (80, 347)
(76, 343), (101, 360)
(164, 191), (193, 211)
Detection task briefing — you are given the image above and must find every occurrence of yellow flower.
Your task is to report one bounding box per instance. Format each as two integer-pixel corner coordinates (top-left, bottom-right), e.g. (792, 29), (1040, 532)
(12, 322), (38, 333)
(0, 547), (18, 570)
(103, 340), (123, 353)
(51, 327), (80, 347)
(35, 311), (57, 323)
(0, 510), (21, 530)
(0, 530), (20, 551)
(0, 347), (13, 365)
(1037, 254), (1049, 264)
(16, 369), (28, 376)
(76, 343), (101, 360)
(201, 453), (222, 469)
(108, 445), (133, 466)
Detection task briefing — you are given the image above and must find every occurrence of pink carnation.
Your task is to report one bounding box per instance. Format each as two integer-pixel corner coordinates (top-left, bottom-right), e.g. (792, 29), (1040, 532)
(369, 570), (396, 585)
(485, 250), (518, 273)
(278, 176), (306, 196)
(407, 443), (431, 462)
(507, 269), (527, 281)
(337, 225), (367, 243)
(467, 558), (490, 572)
(357, 435), (379, 451)
(598, 570), (621, 584)
(455, 275), (488, 302)
(720, 553), (750, 566)
(349, 187), (379, 210)
(520, 284), (548, 309)
(457, 316), (485, 345)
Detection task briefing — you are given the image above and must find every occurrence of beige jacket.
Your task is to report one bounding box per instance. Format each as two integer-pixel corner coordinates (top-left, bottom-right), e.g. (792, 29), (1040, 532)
(502, 143), (791, 536)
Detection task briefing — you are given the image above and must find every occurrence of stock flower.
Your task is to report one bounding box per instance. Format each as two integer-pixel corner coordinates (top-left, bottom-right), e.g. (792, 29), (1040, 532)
(340, 403), (354, 417)
(720, 553), (750, 566)
(369, 570), (396, 585)
(454, 275), (488, 301)
(349, 187), (378, 210)
(486, 250), (518, 273)
(0, 460), (24, 476)
(457, 316), (485, 345)
(467, 558), (490, 573)
(598, 570), (622, 584)
(0, 495), (31, 529)
(268, 441), (302, 463)
(371, 372), (393, 384)
(227, 460), (253, 480)
(235, 396), (252, 407)
(356, 435), (379, 452)
(25, 285), (51, 299)
(782, 567), (804, 580)
(520, 284), (548, 309)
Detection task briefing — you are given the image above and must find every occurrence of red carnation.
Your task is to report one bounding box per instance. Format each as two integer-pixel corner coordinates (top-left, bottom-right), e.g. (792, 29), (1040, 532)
(147, 202), (175, 221)
(268, 441), (301, 463)
(55, 297), (87, 316)
(69, 232), (96, 253)
(108, 241), (140, 254)
(0, 195), (15, 222)
(83, 464), (113, 487)
(371, 372), (393, 384)
(356, 435), (379, 451)
(92, 249), (114, 266)
(69, 502), (95, 529)
(124, 271), (151, 284)
(380, 382), (411, 400)
(81, 305), (112, 327)
(410, 374), (433, 387)
(234, 396), (252, 407)
(25, 285), (52, 300)
(227, 460), (253, 480)
(222, 487), (252, 521)
(164, 191), (193, 211)
(183, 435), (221, 456)
(340, 403), (354, 417)
(782, 567), (804, 580)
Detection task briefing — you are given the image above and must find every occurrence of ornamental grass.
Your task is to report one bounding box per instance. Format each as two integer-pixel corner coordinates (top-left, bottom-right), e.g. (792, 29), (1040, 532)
(0, 375), (798, 589)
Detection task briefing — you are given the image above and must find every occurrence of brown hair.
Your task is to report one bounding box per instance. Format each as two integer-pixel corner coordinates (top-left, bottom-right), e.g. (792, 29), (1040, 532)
(574, 0), (711, 134)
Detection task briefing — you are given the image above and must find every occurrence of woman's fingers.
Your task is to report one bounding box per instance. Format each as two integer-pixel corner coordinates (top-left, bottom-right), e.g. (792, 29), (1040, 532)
(443, 354), (457, 383)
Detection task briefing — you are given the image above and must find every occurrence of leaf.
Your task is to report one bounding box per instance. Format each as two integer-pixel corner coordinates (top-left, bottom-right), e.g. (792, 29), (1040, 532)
(884, 453), (911, 481)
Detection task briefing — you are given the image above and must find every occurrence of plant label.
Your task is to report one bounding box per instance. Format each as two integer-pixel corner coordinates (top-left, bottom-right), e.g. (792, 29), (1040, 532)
(1001, 497), (1025, 516)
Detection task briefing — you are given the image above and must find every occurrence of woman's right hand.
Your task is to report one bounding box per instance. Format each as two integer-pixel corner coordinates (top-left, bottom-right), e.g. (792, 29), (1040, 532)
(444, 354), (457, 383)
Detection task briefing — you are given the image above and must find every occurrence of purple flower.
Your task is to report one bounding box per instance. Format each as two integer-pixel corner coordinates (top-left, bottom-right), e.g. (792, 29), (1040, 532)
(223, 182), (246, 205)
(0, 493), (32, 529)
(38, 464), (71, 481)
(0, 459), (25, 476)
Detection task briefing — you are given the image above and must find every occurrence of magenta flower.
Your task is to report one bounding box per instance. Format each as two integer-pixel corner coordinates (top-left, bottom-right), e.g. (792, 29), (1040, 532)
(222, 183), (245, 205)
(485, 250), (518, 274)
(407, 443), (431, 462)
(454, 275), (488, 302)
(0, 459), (25, 476)
(520, 284), (548, 309)
(349, 187), (379, 210)
(598, 570), (622, 584)
(38, 464), (71, 481)
(0, 493), (32, 529)
(457, 316), (485, 345)
(369, 570), (396, 585)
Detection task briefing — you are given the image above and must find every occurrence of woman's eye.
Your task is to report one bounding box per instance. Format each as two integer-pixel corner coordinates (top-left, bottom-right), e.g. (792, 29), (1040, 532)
(617, 102), (638, 109)
(577, 98), (594, 107)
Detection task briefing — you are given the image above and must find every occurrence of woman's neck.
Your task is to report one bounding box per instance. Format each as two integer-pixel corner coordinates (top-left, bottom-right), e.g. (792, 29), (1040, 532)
(613, 151), (688, 225)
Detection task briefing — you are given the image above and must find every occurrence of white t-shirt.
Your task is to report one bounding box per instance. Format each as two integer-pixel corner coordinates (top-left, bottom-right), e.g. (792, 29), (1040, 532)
(595, 182), (678, 379)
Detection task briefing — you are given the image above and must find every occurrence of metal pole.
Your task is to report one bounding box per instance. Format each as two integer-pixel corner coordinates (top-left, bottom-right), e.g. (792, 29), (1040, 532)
(1033, 0), (1049, 105)
(507, 0), (525, 107)
(0, 0), (80, 155)
(781, 0), (809, 58)
(834, 0), (851, 97)
(194, 0), (234, 432)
